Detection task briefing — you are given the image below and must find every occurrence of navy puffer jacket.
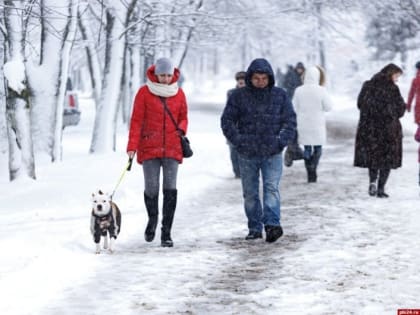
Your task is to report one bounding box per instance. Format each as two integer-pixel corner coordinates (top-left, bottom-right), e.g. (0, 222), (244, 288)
(221, 58), (297, 158)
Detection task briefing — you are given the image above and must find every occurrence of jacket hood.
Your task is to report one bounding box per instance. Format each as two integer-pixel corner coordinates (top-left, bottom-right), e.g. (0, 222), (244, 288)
(303, 66), (320, 85)
(245, 58), (275, 88)
(146, 64), (181, 84)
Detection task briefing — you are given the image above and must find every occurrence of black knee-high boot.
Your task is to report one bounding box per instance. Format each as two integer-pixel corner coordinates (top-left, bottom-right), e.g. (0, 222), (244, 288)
(305, 160), (316, 183)
(309, 149), (321, 183)
(377, 169), (390, 198)
(161, 189), (177, 247)
(144, 193), (159, 242)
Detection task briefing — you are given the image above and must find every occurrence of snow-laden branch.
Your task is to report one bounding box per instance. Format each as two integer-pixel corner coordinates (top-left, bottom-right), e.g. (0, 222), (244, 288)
(119, 6), (304, 40)
(3, 59), (26, 95)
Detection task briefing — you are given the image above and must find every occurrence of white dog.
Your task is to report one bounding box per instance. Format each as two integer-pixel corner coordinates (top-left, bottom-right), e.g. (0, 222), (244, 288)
(90, 190), (121, 254)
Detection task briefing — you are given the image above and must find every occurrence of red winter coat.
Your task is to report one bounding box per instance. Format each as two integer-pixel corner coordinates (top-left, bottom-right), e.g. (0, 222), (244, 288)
(407, 70), (420, 124)
(415, 126), (420, 162)
(127, 65), (188, 164)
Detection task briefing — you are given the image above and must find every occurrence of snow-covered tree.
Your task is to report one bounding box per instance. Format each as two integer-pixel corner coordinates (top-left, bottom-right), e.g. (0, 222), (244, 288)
(28, 0), (79, 161)
(3, 0), (36, 180)
(89, 0), (137, 153)
(77, 0), (103, 108)
(0, 29), (6, 155)
(365, 3), (418, 68)
(1, 0), (79, 180)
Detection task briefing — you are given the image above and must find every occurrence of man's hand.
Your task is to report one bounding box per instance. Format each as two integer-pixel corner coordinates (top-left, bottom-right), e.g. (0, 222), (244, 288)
(127, 151), (136, 159)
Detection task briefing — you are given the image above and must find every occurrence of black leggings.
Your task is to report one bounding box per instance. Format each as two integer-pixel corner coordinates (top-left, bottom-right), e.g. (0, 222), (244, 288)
(369, 168), (390, 189)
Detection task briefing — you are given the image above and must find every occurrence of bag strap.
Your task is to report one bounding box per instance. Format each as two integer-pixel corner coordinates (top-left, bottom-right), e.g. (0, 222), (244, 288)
(159, 97), (183, 135)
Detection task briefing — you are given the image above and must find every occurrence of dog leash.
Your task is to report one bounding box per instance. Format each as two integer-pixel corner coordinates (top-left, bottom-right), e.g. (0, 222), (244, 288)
(110, 157), (133, 200)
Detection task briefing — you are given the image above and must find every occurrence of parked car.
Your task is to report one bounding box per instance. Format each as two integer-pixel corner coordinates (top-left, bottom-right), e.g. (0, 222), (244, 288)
(63, 91), (81, 129)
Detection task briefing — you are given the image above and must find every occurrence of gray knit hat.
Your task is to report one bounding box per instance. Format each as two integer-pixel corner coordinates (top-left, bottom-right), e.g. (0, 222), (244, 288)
(155, 57), (174, 75)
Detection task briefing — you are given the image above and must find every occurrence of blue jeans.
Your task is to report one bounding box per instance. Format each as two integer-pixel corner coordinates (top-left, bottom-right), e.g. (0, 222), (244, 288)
(238, 153), (283, 233)
(303, 145), (322, 167)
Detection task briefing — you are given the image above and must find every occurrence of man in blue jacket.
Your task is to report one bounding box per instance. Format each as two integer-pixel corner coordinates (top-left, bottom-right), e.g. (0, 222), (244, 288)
(221, 58), (297, 243)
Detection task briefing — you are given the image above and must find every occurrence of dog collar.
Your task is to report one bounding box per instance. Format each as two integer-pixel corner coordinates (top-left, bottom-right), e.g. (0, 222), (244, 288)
(92, 212), (111, 220)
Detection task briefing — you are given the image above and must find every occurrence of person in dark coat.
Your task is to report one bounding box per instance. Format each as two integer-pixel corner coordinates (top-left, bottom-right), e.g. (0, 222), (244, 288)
(354, 63), (406, 198)
(221, 58), (296, 243)
(276, 67), (285, 88)
(283, 62), (305, 167)
(225, 71), (246, 178)
(283, 62), (305, 99)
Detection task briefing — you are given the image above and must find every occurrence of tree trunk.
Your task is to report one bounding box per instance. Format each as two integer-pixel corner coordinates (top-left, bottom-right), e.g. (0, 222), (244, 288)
(315, 3), (326, 70)
(51, 0), (79, 162)
(28, 0), (76, 160)
(120, 47), (130, 124)
(89, 0), (139, 150)
(78, 2), (103, 108)
(4, 0), (36, 181)
(0, 42), (7, 155)
(6, 88), (36, 180)
(90, 4), (127, 153)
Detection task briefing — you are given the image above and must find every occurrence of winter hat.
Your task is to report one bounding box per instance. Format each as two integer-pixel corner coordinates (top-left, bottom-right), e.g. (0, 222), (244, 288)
(235, 71), (246, 81)
(415, 61), (420, 69)
(155, 57), (174, 75)
(296, 62), (305, 70)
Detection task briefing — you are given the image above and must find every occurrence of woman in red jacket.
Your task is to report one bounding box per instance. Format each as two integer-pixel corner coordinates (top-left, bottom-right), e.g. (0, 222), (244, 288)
(127, 57), (189, 247)
(407, 61), (420, 125)
(415, 125), (420, 187)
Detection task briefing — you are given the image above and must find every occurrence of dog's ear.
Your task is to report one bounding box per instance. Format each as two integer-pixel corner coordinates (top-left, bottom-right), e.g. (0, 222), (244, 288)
(92, 192), (95, 197)
(98, 190), (104, 195)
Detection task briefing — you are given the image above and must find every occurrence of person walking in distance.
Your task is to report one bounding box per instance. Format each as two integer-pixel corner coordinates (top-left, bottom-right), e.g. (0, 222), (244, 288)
(225, 71), (246, 178)
(407, 61), (420, 126)
(127, 57), (189, 247)
(283, 62), (306, 167)
(221, 58), (296, 243)
(415, 125), (420, 189)
(292, 65), (333, 182)
(354, 63), (406, 198)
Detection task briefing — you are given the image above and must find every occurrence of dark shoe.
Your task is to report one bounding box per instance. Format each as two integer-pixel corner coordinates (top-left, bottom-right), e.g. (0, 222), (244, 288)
(245, 231), (263, 240)
(265, 225), (283, 243)
(368, 183), (377, 196)
(377, 188), (389, 198)
(145, 216), (158, 242)
(161, 236), (173, 247)
(308, 170), (317, 183)
(305, 160), (317, 183)
(145, 230), (155, 242)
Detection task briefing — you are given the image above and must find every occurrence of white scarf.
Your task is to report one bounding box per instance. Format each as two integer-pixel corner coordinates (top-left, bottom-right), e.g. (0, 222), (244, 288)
(146, 78), (179, 97)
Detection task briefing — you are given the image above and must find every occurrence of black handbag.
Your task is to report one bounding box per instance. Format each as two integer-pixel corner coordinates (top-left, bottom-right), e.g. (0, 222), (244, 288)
(160, 97), (193, 158)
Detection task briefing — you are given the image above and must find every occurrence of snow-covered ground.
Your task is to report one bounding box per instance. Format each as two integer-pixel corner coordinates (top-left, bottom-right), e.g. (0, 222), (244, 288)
(0, 90), (419, 315)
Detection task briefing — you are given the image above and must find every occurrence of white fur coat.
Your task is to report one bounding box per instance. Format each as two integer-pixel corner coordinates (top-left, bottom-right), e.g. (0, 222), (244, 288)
(292, 66), (333, 145)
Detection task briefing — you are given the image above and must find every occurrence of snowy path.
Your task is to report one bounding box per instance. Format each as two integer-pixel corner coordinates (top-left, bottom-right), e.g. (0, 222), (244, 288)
(1, 99), (420, 315)
(42, 138), (420, 315)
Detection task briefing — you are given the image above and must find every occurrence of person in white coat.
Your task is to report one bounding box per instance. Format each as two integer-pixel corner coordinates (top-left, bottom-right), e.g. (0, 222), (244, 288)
(292, 65), (333, 182)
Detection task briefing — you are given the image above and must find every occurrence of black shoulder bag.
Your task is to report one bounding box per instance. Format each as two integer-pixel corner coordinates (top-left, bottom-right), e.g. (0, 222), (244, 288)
(159, 97), (193, 158)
